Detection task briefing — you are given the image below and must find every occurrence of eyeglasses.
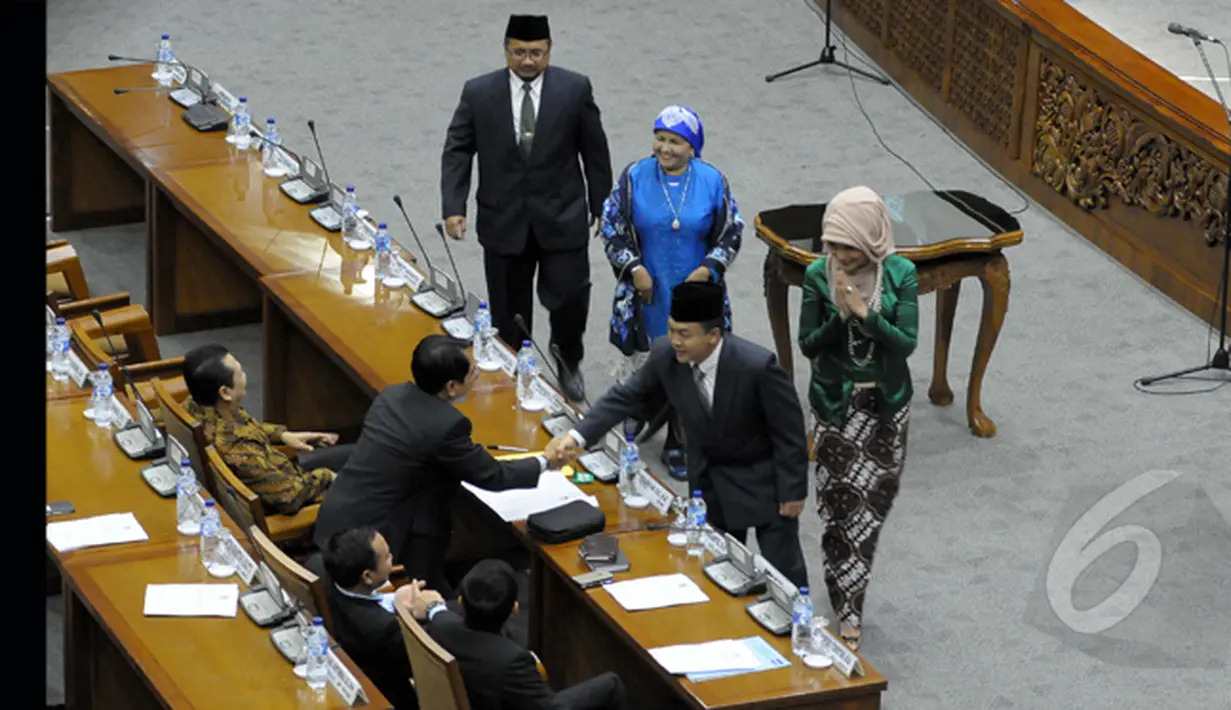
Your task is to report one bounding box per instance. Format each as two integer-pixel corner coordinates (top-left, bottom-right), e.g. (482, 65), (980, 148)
(507, 48), (547, 60)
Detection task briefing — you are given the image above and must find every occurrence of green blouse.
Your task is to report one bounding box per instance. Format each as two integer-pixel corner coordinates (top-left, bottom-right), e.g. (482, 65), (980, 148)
(798, 254), (919, 427)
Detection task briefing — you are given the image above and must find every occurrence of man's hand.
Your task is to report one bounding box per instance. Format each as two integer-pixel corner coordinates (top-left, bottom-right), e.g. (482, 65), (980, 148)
(394, 580), (445, 620)
(281, 431), (338, 451)
(685, 265), (711, 283)
(632, 267), (654, 304)
(590, 214), (602, 237)
(778, 500), (805, 518)
(545, 433), (583, 467)
(445, 215), (467, 240)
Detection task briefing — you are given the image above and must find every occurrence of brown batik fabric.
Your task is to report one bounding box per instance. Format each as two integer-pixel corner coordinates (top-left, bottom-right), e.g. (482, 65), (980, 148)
(811, 388), (909, 629)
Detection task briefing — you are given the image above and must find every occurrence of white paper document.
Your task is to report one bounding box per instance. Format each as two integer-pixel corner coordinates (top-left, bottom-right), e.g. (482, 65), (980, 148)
(143, 583), (240, 617)
(46, 512), (149, 552)
(462, 471), (597, 522)
(603, 573), (710, 612)
(649, 639), (763, 675)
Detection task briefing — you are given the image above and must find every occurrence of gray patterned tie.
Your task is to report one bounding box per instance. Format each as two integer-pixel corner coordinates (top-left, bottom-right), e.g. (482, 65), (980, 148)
(519, 82), (535, 158)
(693, 365), (712, 416)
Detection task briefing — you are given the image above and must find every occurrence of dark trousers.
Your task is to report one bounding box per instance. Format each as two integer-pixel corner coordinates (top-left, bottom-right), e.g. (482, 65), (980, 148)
(297, 443), (355, 472)
(483, 229), (590, 367)
(556, 671), (629, 710)
(706, 495), (809, 590)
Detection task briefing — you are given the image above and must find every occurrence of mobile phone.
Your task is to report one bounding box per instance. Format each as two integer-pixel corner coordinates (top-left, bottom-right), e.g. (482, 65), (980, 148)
(47, 501), (75, 517)
(571, 570), (613, 589)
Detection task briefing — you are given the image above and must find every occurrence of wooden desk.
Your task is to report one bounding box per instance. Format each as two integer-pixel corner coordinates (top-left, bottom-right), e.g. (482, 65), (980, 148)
(756, 190), (1022, 437)
(530, 531), (887, 709)
(830, 0), (1228, 325)
(46, 395), (391, 710)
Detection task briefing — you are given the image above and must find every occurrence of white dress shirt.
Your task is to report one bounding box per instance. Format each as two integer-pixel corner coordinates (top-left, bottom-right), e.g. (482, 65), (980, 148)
(509, 69), (543, 140)
(569, 339), (724, 448)
(335, 583), (397, 614)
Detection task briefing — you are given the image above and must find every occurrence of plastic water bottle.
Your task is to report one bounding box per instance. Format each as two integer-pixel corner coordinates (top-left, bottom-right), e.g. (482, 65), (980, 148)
(92, 365), (115, 428)
(686, 490), (707, 557)
(199, 499), (221, 566)
(340, 186), (359, 242)
(373, 223), (392, 281)
(207, 527), (237, 578)
(516, 340), (541, 409)
(473, 301), (494, 365)
(227, 96), (250, 146)
(50, 318), (70, 382)
(618, 432), (641, 499)
(791, 587), (815, 657)
(175, 459), (201, 536)
(261, 118), (285, 177)
(155, 34), (173, 85)
(306, 617), (329, 690)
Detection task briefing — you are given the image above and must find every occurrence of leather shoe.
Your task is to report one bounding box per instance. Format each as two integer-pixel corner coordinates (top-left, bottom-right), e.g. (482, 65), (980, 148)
(555, 356), (586, 403)
(661, 448), (687, 480)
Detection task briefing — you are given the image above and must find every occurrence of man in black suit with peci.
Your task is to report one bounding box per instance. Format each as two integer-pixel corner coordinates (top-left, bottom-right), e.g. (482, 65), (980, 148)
(440, 14), (612, 403)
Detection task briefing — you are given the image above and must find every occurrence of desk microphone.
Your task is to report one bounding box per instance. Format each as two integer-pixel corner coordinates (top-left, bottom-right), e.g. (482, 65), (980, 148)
(108, 54), (229, 131)
(433, 221), (469, 303)
(91, 310), (166, 461)
(512, 313), (592, 413)
(90, 308), (123, 369)
(306, 119), (335, 191)
(392, 195), (434, 275)
(1167, 23), (1218, 43)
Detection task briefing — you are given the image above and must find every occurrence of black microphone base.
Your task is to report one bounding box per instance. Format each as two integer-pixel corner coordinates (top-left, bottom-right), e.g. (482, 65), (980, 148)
(182, 103), (229, 132)
(279, 178), (328, 205)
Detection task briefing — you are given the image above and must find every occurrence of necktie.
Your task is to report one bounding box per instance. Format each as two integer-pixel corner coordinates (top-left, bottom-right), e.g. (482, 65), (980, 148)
(519, 82), (535, 158)
(693, 365), (711, 416)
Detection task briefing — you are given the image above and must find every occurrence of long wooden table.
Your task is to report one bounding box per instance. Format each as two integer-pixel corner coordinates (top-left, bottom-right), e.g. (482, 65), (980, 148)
(48, 63), (888, 709)
(46, 395), (391, 710)
(829, 0), (1229, 325)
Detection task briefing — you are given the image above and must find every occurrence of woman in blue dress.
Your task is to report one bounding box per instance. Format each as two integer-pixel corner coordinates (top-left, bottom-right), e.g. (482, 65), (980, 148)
(598, 105), (743, 479)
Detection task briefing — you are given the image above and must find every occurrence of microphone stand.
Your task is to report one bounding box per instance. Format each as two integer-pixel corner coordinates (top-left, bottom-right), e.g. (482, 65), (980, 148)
(765, 0), (888, 84)
(1139, 35), (1230, 385)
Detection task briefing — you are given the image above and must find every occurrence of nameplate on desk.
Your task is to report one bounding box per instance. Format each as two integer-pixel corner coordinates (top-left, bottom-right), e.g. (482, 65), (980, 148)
(635, 472), (675, 516)
(812, 627), (864, 678)
(66, 351), (90, 388)
(531, 377), (567, 414)
(108, 395), (134, 428)
(756, 556), (797, 598)
(701, 526), (728, 557)
(356, 218), (377, 242)
(492, 342), (517, 376)
(211, 84), (238, 113)
(221, 532), (258, 585)
(275, 147), (300, 177)
(170, 64), (188, 85)
(392, 255), (425, 291)
(325, 648), (368, 706)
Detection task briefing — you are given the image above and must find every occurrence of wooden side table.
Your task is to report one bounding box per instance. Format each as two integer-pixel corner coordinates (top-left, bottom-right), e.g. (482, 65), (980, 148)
(756, 190), (1023, 437)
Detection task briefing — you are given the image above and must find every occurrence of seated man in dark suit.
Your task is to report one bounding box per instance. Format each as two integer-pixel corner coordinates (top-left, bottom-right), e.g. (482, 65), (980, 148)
(322, 526), (446, 710)
(413, 559), (628, 710)
(313, 335), (567, 596)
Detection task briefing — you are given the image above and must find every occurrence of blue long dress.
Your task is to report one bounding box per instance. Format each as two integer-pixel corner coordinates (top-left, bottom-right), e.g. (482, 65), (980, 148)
(629, 157), (725, 339)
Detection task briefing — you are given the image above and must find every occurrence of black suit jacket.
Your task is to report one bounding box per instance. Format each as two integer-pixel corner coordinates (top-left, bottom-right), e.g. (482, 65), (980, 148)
(574, 336), (809, 530)
(324, 585), (419, 710)
(313, 383), (542, 561)
(441, 66), (612, 255)
(424, 609), (564, 710)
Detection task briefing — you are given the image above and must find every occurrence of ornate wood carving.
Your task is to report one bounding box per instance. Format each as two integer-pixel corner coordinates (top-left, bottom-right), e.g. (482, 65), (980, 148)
(949, 0), (1026, 147)
(844, 0), (886, 40)
(1032, 56), (1229, 246)
(886, 0), (947, 93)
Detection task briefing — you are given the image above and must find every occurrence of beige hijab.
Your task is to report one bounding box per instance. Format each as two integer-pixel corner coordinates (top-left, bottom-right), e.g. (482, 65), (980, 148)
(820, 186), (896, 318)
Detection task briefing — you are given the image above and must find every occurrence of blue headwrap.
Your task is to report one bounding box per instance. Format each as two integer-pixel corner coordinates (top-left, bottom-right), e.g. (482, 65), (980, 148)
(653, 105), (704, 159)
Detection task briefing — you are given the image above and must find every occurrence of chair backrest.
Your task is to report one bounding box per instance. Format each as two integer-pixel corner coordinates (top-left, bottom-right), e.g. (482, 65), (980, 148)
(204, 445), (267, 540)
(395, 605), (470, 710)
(152, 378), (215, 497)
(248, 525), (332, 630)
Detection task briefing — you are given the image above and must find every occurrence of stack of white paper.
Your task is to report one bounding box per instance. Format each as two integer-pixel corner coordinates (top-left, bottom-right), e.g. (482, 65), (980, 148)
(46, 512), (149, 552)
(649, 639), (763, 675)
(462, 471), (597, 522)
(144, 584), (240, 617)
(603, 573), (710, 611)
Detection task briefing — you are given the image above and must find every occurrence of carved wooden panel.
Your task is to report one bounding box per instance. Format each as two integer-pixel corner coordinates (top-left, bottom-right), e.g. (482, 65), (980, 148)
(1032, 56), (1228, 246)
(949, 0), (1026, 147)
(844, 0), (886, 40)
(886, 0), (947, 93)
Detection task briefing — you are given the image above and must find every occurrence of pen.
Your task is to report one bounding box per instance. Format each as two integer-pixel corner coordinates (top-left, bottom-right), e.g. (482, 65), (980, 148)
(487, 445), (529, 452)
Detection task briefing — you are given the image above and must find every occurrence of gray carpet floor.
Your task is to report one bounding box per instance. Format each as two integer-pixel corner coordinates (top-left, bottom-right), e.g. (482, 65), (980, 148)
(46, 1), (1231, 708)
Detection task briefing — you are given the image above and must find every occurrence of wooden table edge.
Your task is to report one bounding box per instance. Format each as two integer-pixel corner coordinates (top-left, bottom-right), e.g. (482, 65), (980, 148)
(754, 215), (1025, 266)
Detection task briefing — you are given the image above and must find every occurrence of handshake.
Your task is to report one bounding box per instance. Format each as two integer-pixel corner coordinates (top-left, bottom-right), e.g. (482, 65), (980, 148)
(544, 432), (585, 469)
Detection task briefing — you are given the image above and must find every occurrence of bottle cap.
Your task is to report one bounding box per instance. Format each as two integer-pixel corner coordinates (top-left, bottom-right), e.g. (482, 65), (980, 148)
(238, 96), (247, 102)
(98, 364), (109, 371)
(522, 340), (531, 347)
(378, 222), (387, 229)
(799, 586), (809, 594)
(162, 34), (169, 39)
(56, 317), (66, 324)
(204, 499), (215, 507)
(312, 616), (324, 625)
(692, 489), (702, 496)
(479, 300), (487, 308)
(625, 431), (635, 441)
(181, 458), (191, 467)
(266, 118), (275, 124)
(346, 185), (355, 191)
